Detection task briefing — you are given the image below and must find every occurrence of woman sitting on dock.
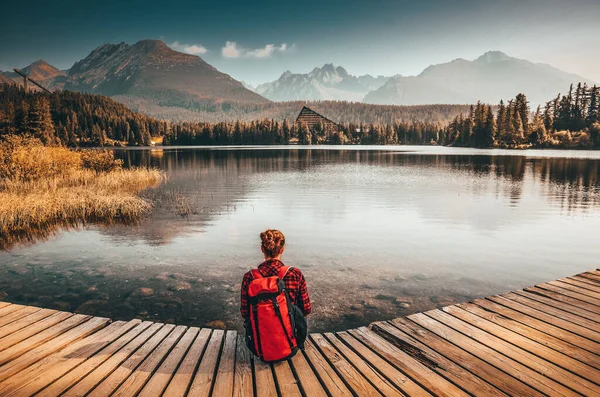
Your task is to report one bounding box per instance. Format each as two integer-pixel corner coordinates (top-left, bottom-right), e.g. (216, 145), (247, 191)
(240, 229), (311, 362)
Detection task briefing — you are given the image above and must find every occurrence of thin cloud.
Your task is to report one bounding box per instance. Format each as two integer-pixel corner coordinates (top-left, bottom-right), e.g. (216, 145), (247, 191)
(170, 41), (207, 55)
(222, 42), (289, 58)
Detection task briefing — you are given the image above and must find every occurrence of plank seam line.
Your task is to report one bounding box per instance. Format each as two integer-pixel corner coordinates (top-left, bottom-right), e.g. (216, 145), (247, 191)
(512, 290), (600, 326)
(566, 276), (600, 290)
(380, 320), (500, 397)
(287, 354), (308, 397)
(145, 326), (197, 396)
(128, 325), (188, 396)
(0, 307), (42, 330)
(452, 304), (600, 386)
(270, 361), (284, 397)
(486, 296), (600, 346)
(297, 348), (332, 397)
(100, 324), (176, 395)
(404, 315), (549, 397)
(70, 322), (164, 396)
(207, 330), (226, 397)
(308, 335), (362, 397)
(503, 293), (600, 332)
(442, 305), (600, 390)
(421, 310), (586, 397)
(478, 298), (600, 358)
(0, 311), (76, 353)
(554, 280), (600, 300)
(32, 321), (137, 395)
(324, 332), (406, 397)
(536, 284), (600, 308)
(182, 328), (214, 397)
(33, 321), (154, 396)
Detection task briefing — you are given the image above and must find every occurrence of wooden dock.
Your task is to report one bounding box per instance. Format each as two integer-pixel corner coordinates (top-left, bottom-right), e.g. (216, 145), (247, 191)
(0, 269), (599, 396)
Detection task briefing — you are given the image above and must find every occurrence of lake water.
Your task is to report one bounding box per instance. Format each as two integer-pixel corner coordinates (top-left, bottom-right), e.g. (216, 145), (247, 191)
(1, 146), (600, 332)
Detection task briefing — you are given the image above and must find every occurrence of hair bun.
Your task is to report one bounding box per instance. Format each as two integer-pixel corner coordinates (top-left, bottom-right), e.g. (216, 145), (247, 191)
(260, 229), (285, 258)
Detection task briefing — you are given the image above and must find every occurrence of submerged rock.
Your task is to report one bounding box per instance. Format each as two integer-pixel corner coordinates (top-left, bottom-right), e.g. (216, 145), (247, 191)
(0, 291), (7, 300)
(206, 320), (226, 329)
(168, 281), (191, 291)
(136, 287), (154, 297)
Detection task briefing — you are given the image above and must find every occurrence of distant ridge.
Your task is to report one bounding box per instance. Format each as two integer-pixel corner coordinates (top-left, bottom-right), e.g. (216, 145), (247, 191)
(256, 64), (390, 101)
(364, 51), (595, 106)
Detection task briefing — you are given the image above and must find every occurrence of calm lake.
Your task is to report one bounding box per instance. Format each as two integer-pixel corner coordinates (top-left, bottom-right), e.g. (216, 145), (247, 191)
(1, 146), (600, 332)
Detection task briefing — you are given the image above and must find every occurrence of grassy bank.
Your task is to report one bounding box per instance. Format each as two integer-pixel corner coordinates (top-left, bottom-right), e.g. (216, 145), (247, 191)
(0, 136), (163, 248)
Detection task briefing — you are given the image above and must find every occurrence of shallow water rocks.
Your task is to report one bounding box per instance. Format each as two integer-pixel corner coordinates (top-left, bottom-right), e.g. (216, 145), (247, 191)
(75, 299), (109, 314)
(431, 296), (455, 307)
(394, 296), (413, 308)
(0, 291), (7, 300)
(206, 320), (226, 329)
(135, 287), (154, 297)
(168, 281), (191, 291)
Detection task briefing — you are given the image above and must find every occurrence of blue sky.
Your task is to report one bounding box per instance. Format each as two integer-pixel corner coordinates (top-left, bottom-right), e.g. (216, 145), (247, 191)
(1, 0), (599, 85)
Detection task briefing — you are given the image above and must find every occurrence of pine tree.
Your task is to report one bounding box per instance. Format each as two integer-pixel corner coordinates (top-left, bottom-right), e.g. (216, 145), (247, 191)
(28, 97), (55, 144)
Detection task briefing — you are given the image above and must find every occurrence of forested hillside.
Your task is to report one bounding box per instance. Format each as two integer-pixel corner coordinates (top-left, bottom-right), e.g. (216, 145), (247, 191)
(1, 82), (598, 148)
(0, 83), (167, 145)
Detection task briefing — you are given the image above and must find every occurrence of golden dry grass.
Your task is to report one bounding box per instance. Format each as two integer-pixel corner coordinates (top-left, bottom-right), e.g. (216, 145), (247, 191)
(0, 136), (163, 248)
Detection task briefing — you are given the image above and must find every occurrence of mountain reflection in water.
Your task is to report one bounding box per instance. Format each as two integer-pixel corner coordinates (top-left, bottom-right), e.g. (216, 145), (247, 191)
(1, 146), (599, 331)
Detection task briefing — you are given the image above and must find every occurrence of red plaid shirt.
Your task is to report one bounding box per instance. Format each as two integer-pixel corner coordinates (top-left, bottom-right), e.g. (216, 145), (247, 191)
(240, 259), (311, 319)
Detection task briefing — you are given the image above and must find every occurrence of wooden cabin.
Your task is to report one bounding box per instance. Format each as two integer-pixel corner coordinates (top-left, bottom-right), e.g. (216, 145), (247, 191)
(295, 106), (338, 130)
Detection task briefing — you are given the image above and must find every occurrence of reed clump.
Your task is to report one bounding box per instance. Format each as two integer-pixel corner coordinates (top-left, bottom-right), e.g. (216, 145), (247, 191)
(0, 136), (163, 247)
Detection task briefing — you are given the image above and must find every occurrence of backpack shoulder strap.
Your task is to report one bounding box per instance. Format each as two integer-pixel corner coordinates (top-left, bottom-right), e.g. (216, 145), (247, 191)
(250, 269), (262, 279)
(277, 266), (293, 280)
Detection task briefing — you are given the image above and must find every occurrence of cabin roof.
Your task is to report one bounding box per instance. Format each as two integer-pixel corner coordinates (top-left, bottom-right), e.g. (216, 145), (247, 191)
(295, 106), (336, 126)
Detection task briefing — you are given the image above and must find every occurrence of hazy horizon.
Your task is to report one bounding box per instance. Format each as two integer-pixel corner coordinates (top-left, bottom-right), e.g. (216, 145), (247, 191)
(1, 0), (599, 86)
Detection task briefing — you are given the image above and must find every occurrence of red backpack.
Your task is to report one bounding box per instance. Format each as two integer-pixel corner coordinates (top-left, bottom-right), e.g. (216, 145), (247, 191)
(247, 266), (298, 362)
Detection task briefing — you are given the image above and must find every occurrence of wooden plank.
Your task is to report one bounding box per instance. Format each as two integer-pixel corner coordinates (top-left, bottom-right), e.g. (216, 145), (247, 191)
(524, 286), (600, 316)
(163, 328), (212, 397)
(61, 322), (164, 397)
(375, 320), (512, 397)
(337, 329), (433, 397)
(324, 332), (404, 397)
(458, 301), (600, 370)
(233, 335), (254, 397)
(473, 298), (600, 356)
(110, 325), (186, 397)
(36, 321), (154, 397)
(514, 289), (600, 324)
(0, 306), (41, 328)
(578, 272), (600, 283)
(0, 312), (84, 364)
(0, 308), (56, 339)
(0, 304), (25, 319)
(86, 323), (176, 396)
(562, 277), (600, 292)
(503, 291), (600, 332)
(273, 360), (302, 397)
(289, 345), (328, 397)
(488, 295), (600, 343)
(439, 305), (600, 394)
(254, 356), (278, 397)
(0, 302), (11, 309)
(569, 275), (600, 289)
(350, 327), (469, 397)
(311, 333), (382, 396)
(409, 312), (567, 397)
(138, 327), (200, 397)
(0, 316), (107, 383)
(212, 330), (237, 397)
(540, 282), (600, 306)
(187, 329), (225, 397)
(552, 280), (600, 300)
(0, 311), (73, 354)
(0, 320), (140, 396)
(302, 339), (352, 397)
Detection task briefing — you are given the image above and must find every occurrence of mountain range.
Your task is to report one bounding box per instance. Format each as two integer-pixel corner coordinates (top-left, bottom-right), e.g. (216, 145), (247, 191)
(2, 41), (596, 121)
(364, 51), (594, 106)
(255, 64), (390, 102)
